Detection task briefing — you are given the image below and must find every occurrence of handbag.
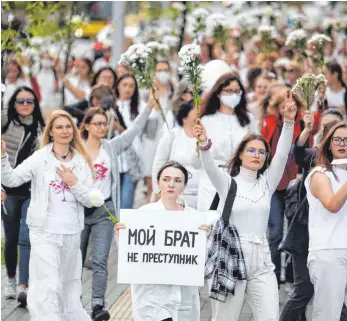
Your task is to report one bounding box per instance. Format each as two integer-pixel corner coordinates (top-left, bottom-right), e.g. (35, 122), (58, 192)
(209, 179), (237, 225)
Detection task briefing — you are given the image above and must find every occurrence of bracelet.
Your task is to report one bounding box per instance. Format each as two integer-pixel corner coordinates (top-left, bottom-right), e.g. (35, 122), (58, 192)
(199, 139), (212, 151)
(283, 118), (295, 125)
(1, 154), (7, 159)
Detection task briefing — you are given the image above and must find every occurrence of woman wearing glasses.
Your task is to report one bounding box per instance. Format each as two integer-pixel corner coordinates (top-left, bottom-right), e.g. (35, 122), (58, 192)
(79, 98), (154, 320)
(1, 87), (45, 306)
(193, 91), (297, 321)
(197, 73), (257, 211)
(304, 121), (347, 321)
(2, 110), (96, 320)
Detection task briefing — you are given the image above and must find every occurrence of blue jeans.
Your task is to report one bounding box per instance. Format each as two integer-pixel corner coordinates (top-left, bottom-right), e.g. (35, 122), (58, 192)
(120, 172), (137, 209)
(80, 201), (115, 308)
(268, 189), (286, 286)
(1, 194), (31, 285)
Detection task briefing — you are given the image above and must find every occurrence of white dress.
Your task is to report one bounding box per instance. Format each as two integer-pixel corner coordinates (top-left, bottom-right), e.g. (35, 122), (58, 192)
(197, 111), (257, 211)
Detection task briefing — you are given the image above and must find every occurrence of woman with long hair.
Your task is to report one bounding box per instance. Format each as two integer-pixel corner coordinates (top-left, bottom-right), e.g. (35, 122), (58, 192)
(79, 98), (154, 320)
(280, 111), (347, 321)
(1, 87), (45, 306)
(304, 121), (347, 321)
(62, 57), (93, 106)
(91, 67), (118, 92)
(324, 61), (347, 116)
(1, 110), (96, 320)
(115, 161), (209, 321)
(197, 73), (257, 211)
(3, 60), (31, 107)
(193, 91), (297, 320)
(152, 100), (200, 208)
(115, 73), (146, 208)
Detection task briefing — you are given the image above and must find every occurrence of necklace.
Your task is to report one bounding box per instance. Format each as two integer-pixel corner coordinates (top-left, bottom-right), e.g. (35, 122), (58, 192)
(52, 149), (70, 159)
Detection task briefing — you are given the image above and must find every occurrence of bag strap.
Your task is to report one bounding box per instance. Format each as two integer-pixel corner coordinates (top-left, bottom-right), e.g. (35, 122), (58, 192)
(209, 193), (220, 211)
(222, 178), (237, 226)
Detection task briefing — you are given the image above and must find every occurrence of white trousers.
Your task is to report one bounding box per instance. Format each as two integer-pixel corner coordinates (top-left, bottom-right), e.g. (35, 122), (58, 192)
(27, 230), (91, 321)
(211, 234), (279, 321)
(308, 249), (347, 321)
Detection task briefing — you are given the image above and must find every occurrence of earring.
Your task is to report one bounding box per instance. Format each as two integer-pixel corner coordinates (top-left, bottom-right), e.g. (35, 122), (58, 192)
(50, 136), (54, 142)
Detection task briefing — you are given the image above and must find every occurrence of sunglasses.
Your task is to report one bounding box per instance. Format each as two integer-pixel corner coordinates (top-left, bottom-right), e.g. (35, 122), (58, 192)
(284, 69), (295, 73)
(15, 98), (35, 105)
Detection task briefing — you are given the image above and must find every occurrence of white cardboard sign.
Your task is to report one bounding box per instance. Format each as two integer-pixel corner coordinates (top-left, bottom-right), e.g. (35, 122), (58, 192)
(117, 209), (208, 286)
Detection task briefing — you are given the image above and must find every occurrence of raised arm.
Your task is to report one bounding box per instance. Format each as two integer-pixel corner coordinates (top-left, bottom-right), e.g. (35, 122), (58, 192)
(1, 140), (38, 187)
(266, 91), (296, 194)
(106, 106), (151, 156)
(152, 129), (175, 194)
(193, 120), (230, 202)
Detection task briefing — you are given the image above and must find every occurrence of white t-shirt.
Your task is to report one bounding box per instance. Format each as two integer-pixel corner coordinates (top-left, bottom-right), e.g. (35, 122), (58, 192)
(45, 158), (80, 234)
(64, 75), (91, 106)
(93, 147), (112, 200)
(326, 87), (346, 109)
(305, 166), (347, 251)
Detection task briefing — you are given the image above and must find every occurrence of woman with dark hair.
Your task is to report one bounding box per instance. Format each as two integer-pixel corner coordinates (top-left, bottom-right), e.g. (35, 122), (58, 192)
(3, 60), (32, 107)
(62, 57), (92, 106)
(304, 121), (347, 321)
(116, 73), (146, 208)
(197, 73), (257, 211)
(324, 61), (347, 115)
(115, 161), (209, 321)
(91, 67), (118, 92)
(279, 110), (347, 321)
(193, 92), (297, 321)
(79, 98), (153, 320)
(151, 100), (201, 208)
(142, 61), (175, 201)
(1, 87), (45, 306)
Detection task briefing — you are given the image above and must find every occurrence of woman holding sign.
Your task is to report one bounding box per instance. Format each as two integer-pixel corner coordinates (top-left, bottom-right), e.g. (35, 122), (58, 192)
(115, 161), (209, 321)
(193, 91), (297, 321)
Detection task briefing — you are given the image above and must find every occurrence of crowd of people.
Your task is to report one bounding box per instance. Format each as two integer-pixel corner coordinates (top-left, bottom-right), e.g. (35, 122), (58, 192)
(1, 3), (347, 321)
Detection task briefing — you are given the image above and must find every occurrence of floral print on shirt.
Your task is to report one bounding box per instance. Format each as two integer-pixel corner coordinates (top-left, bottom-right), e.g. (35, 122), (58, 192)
(94, 160), (109, 180)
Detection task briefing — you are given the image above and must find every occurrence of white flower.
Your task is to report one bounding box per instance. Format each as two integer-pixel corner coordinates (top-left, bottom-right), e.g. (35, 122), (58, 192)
(89, 190), (104, 207)
(307, 33), (332, 45)
(8, 13), (14, 23)
(285, 29), (307, 46)
(71, 15), (82, 25)
(172, 2), (186, 11)
(1, 83), (6, 92)
(191, 8), (209, 19)
(206, 13), (228, 37)
(178, 43), (201, 63)
(258, 25), (276, 34)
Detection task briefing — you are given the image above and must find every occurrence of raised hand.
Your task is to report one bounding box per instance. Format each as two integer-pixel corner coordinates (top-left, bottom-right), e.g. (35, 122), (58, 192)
(303, 110), (314, 132)
(283, 91), (298, 121)
(192, 119), (207, 142)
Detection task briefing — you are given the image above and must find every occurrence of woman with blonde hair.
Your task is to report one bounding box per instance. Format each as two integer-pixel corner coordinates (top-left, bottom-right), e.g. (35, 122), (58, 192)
(1, 110), (96, 321)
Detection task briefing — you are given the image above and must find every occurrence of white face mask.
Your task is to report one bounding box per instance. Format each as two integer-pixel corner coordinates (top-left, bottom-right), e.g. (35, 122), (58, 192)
(41, 59), (52, 69)
(156, 71), (170, 85)
(220, 92), (242, 109)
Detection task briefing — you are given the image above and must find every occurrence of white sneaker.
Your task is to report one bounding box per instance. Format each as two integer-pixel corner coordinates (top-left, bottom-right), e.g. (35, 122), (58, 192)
(4, 281), (17, 299)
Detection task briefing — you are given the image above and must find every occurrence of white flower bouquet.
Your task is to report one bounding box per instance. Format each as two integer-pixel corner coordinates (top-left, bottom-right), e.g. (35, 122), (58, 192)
(206, 13), (229, 49)
(291, 74), (327, 110)
(163, 35), (180, 49)
(190, 8), (209, 44)
(307, 33), (332, 69)
(285, 29), (307, 60)
(119, 44), (169, 128)
(258, 25), (277, 56)
(178, 43), (203, 153)
(89, 190), (118, 223)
